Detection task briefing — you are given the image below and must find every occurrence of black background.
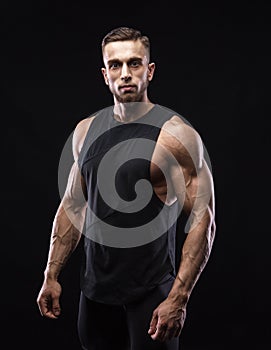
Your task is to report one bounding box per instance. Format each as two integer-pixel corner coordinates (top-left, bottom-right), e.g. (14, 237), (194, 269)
(2, 1), (270, 349)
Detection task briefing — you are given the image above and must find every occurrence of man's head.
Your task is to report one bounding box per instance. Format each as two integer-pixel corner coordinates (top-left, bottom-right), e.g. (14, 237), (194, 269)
(101, 27), (155, 104)
(102, 27), (151, 61)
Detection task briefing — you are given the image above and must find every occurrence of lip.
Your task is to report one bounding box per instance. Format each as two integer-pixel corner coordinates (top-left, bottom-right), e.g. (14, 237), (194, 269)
(119, 85), (136, 92)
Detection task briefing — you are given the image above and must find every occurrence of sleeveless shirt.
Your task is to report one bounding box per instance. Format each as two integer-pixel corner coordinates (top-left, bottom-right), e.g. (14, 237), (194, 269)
(78, 104), (180, 304)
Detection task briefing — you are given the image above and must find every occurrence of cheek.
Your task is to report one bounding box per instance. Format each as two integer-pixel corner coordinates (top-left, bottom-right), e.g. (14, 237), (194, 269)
(107, 76), (118, 88)
(136, 70), (148, 83)
(138, 72), (149, 87)
(107, 71), (117, 82)
(143, 70), (150, 82)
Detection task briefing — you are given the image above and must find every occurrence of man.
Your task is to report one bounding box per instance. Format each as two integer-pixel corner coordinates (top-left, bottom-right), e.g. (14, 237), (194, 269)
(37, 27), (216, 350)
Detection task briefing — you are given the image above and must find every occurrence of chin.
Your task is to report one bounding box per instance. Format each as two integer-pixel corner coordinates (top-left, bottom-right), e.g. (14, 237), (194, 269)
(117, 96), (136, 103)
(118, 93), (143, 104)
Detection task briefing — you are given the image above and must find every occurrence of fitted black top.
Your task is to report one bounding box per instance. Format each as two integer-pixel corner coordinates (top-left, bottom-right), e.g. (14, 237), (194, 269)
(78, 104), (181, 304)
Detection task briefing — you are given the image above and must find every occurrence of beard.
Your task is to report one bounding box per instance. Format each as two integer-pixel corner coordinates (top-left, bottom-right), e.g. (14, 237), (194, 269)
(115, 92), (143, 103)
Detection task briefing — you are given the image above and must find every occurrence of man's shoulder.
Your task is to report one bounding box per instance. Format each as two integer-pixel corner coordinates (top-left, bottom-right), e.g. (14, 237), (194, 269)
(159, 114), (204, 165)
(162, 115), (200, 140)
(74, 116), (95, 139)
(156, 104), (193, 127)
(73, 114), (97, 159)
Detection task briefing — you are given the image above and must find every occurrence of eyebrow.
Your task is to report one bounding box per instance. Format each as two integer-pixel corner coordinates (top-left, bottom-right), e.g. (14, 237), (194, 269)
(107, 57), (143, 66)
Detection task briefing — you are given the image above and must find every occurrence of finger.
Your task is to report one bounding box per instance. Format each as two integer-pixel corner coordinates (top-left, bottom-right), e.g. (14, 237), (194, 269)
(174, 316), (185, 338)
(51, 297), (61, 317)
(38, 299), (58, 319)
(148, 311), (158, 335)
(37, 297), (49, 317)
(162, 326), (176, 342)
(173, 326), (183, 338)
(150, 323), (167, 341)
(40, 306), (57, 318)
(44, 310), (58, 319)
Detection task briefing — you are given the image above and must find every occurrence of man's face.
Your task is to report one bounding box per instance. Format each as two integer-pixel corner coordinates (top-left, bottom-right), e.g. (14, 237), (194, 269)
(101, 40), (155, 103)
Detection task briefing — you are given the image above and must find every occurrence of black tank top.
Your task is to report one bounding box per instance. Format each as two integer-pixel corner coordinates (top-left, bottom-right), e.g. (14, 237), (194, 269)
(78, 104), (180, 304)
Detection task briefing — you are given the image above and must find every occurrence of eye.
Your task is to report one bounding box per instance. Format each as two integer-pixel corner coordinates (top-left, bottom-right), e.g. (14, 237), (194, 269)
(109, 62), (120, 69)
(130, 60), (140, 68)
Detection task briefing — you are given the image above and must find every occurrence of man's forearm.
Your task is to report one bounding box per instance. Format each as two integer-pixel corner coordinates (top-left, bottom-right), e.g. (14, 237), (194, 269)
(44, 204), (83, 280)
(168, 210), (215, 306)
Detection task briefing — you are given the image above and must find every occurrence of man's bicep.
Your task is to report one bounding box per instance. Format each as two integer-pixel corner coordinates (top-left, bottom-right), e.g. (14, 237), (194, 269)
(183, 160), (215, 232)
(63, 161), (87, 207)
(58, 161), (87, 233)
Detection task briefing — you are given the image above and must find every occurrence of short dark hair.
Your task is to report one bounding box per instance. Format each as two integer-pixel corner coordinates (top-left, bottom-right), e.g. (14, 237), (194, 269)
(101, 27), (150, 59)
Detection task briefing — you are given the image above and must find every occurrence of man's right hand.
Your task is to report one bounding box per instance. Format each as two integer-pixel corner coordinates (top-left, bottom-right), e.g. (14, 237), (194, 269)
(37, 279), (62, 319)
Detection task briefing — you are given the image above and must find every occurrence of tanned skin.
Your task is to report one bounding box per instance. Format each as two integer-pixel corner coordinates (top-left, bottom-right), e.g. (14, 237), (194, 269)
(37, 39), (216, 342)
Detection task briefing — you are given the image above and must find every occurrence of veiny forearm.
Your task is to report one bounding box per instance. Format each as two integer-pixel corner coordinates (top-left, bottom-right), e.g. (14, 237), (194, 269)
(168, 209), (215, 306)
(44, 204), (84, 280)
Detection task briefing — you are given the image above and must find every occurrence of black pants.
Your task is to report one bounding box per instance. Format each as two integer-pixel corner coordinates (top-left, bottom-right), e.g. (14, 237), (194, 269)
(77, 277), (179, 350)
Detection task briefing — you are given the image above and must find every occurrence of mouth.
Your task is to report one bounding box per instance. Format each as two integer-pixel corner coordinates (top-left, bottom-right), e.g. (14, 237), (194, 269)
(119, 85), (136, 92)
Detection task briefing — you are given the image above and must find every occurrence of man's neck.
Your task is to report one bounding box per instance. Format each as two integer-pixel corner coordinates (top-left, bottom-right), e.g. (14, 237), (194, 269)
(113, 101), (154, 123)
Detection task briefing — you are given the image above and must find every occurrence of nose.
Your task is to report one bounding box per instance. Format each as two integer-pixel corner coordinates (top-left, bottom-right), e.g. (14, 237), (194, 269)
(121, 63), (131, 81)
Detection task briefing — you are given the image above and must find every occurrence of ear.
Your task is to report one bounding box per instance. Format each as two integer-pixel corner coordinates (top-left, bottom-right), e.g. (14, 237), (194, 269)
(101, 67), (109, 85)
(147, 62), (155, 81)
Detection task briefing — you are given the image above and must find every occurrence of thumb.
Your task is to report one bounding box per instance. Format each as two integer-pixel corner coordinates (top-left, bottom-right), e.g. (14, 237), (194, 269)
(148, 310), (158, 335)
(52, 297), (61, 317)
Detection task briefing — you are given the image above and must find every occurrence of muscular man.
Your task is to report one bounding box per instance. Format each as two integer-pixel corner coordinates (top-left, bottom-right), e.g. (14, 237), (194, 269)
(37, 27), (216, 350)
